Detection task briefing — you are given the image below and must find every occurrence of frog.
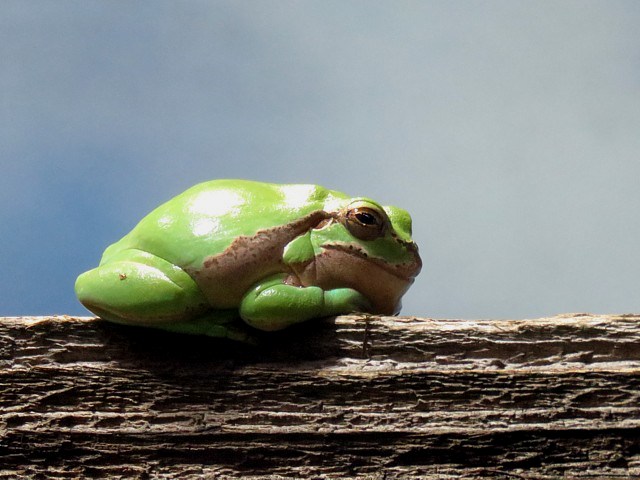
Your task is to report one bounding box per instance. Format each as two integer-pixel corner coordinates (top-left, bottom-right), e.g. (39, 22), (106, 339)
(75, 179), (422, 341)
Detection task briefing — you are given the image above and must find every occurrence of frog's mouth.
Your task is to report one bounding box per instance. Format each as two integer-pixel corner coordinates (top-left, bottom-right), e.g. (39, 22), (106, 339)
(309, 243), (422, 315)
(323, 242), (422, 280)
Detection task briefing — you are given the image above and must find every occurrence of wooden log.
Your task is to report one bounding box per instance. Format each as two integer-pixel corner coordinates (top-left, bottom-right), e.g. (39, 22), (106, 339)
(1, 313), (639, 478)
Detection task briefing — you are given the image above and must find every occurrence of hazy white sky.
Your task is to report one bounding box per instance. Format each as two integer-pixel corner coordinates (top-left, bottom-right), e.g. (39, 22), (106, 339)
(2, 1), (639, 318)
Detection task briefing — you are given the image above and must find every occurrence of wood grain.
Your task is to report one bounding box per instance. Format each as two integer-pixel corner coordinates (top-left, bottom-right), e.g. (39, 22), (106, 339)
(1, 313), (639, 478)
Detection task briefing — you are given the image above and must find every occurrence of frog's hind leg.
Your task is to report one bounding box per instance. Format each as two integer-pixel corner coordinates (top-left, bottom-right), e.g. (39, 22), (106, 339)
(75, 249), (210, 326)
(77, 249), (255, 341)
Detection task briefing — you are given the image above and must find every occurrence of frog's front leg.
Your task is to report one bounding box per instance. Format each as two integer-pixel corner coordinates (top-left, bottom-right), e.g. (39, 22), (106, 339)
(75, 249), (209, 325)
(239, 274), (372, 331)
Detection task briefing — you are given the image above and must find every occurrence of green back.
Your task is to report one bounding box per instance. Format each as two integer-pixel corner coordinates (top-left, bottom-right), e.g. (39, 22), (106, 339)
(101, 179), (350, 270)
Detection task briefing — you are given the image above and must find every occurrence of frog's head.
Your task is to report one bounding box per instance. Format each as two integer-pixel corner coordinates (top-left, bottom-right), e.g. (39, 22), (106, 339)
(296, 198), (422, 315)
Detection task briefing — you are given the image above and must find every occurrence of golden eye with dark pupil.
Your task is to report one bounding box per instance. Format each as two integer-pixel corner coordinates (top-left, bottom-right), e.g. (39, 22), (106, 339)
(345, 207), (386, 240)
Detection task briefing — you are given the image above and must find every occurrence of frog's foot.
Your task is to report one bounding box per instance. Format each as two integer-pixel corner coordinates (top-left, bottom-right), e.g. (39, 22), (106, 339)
(155, 310), (257, 344)
(75, 249), (209, 325)
(239, 274), (372, 331)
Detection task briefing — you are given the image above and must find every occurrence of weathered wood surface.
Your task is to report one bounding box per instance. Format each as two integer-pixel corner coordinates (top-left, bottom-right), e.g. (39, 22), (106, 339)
(1, 313), (639, 479)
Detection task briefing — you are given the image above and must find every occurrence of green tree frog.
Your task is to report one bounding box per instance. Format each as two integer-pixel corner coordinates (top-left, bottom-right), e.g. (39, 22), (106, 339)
(75, 180), (422, 340)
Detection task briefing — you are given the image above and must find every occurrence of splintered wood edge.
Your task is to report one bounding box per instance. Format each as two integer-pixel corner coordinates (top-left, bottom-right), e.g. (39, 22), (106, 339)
(2, 312), (639, 331)
(0, 315), (98, 327)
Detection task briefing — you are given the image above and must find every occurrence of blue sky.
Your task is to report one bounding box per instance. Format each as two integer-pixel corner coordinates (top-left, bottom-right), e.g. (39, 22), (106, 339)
(2, 1), (640, 319)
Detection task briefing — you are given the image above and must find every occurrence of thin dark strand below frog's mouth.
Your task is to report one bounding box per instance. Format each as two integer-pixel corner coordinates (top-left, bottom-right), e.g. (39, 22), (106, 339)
(320, 243), (421, 281)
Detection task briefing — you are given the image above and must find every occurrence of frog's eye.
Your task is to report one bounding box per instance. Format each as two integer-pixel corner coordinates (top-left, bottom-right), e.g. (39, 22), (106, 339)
(345, 207), (386, 240)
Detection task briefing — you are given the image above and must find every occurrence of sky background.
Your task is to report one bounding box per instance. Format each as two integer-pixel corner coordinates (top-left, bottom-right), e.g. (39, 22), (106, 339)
(2, 1), (639, 320)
